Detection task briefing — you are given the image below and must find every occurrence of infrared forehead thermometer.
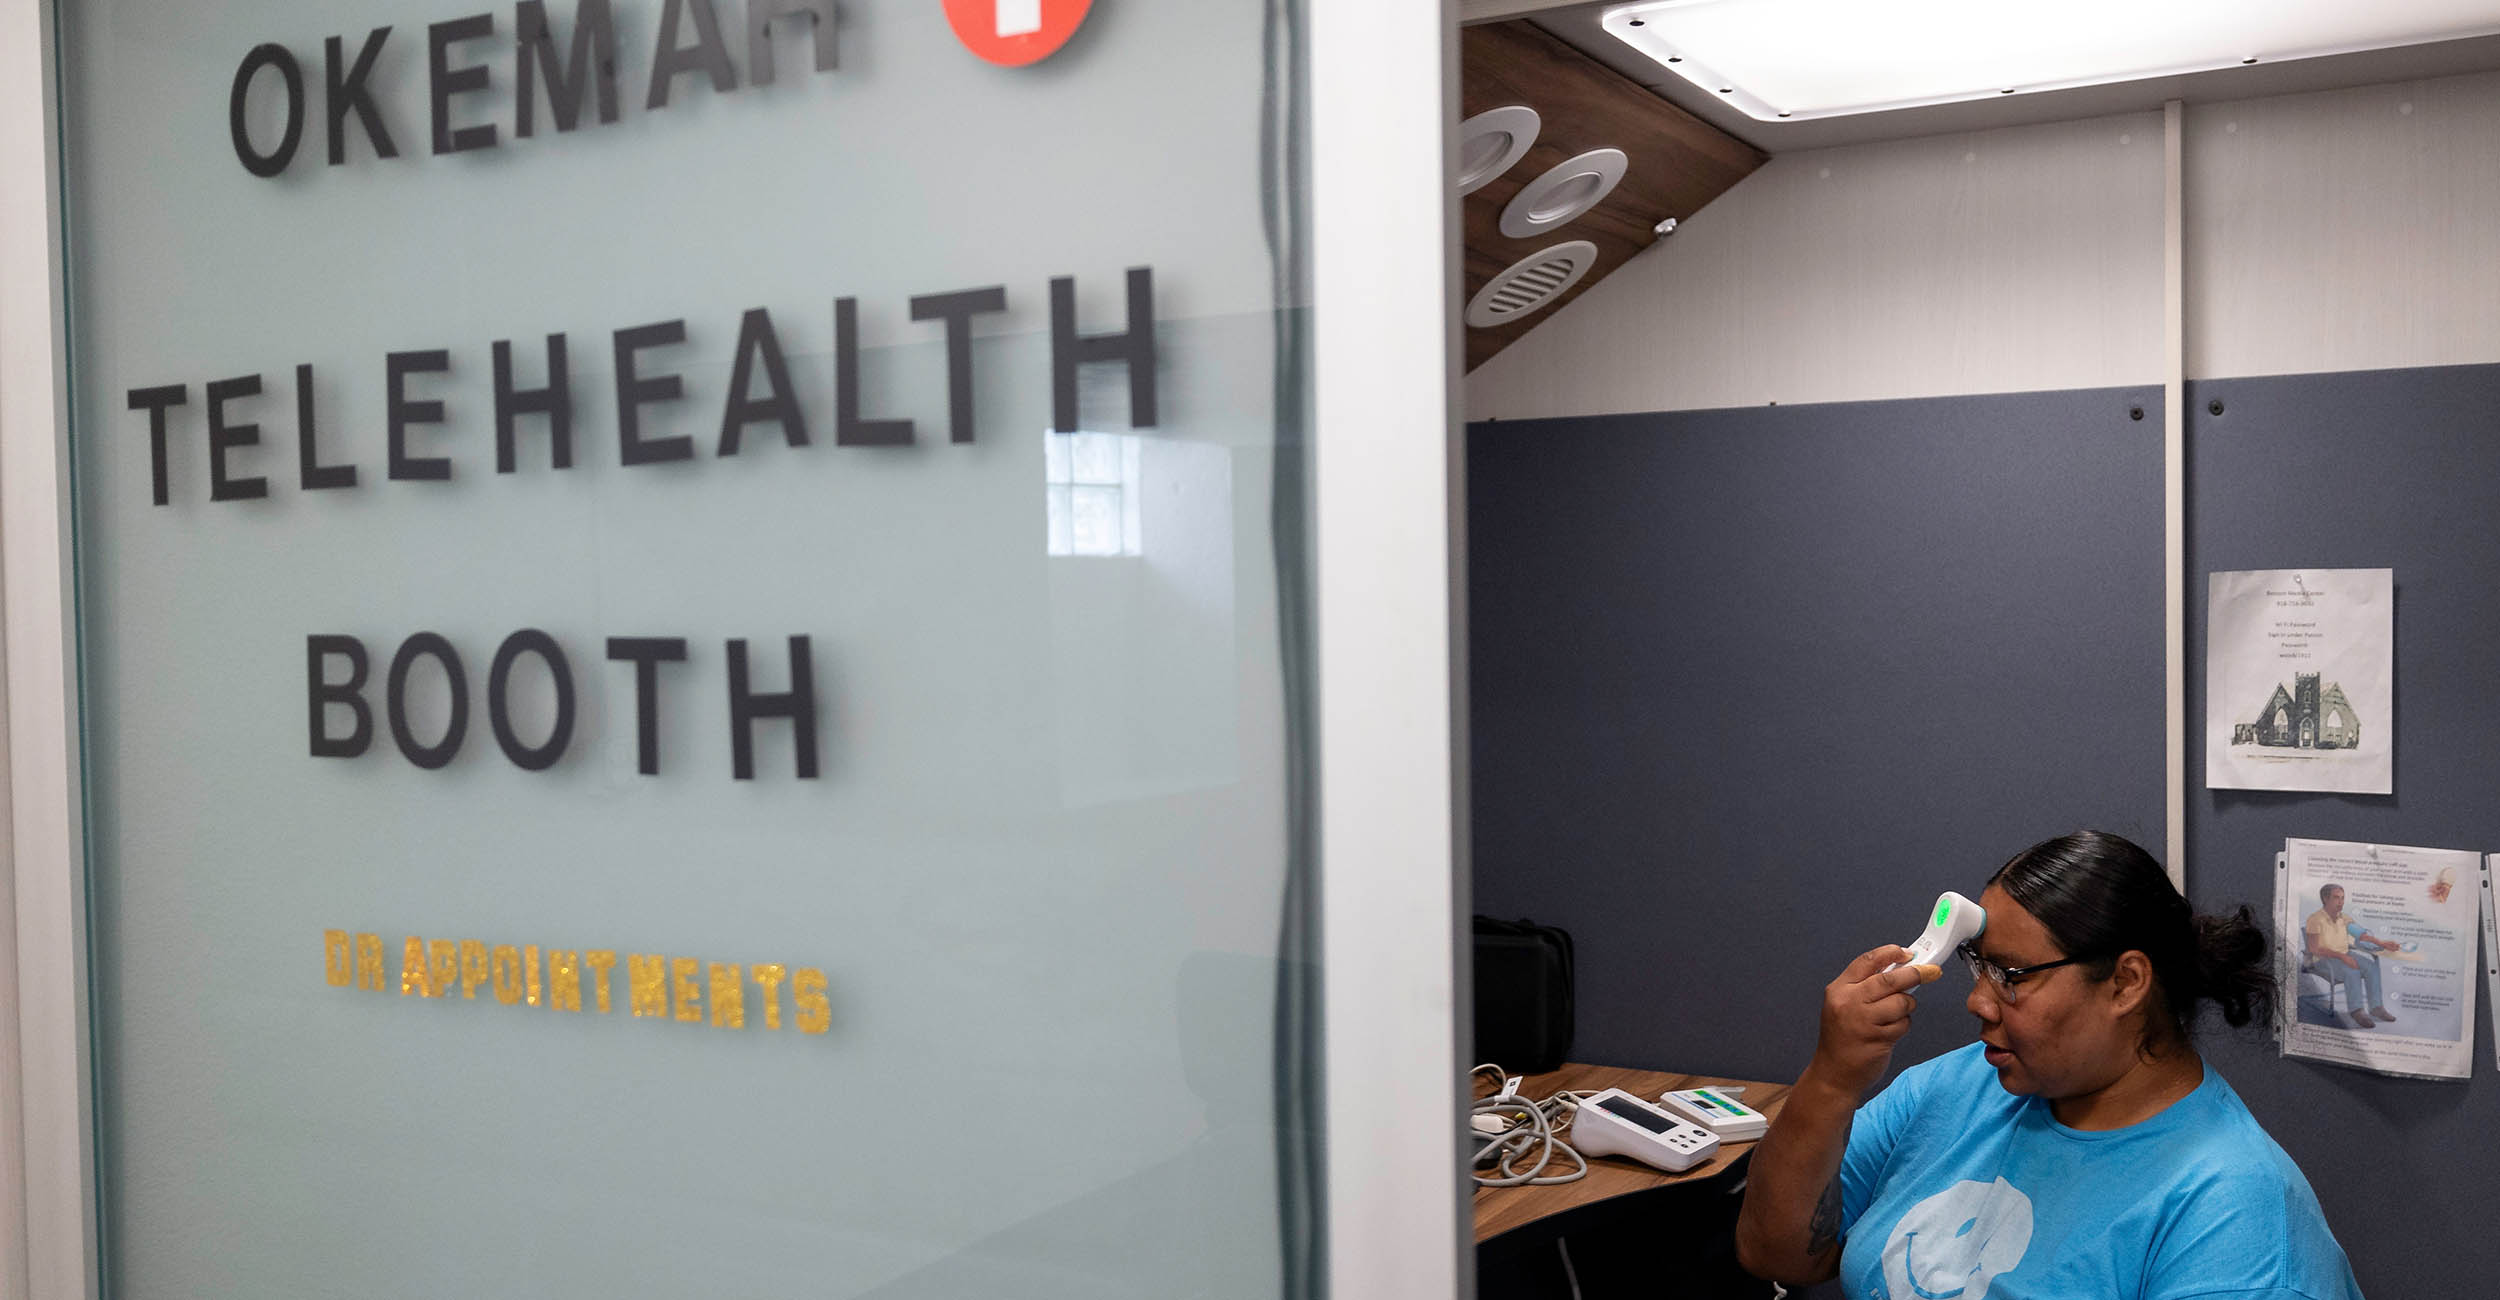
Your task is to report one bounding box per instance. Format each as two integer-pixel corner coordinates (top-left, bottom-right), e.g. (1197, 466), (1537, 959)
(1888, 890), (1986, 980)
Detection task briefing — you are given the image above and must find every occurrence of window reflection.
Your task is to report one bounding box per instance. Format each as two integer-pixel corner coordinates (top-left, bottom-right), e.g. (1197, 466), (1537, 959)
(1045, 430), (1145, 557)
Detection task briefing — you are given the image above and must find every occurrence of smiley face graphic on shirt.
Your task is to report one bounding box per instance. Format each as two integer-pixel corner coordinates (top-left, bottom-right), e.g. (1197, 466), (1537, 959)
(1878, 1177), (2034, 1300)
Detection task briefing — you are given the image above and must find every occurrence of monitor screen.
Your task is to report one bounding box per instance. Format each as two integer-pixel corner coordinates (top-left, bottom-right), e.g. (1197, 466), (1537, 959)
(1598, 1095), (1676, 1134)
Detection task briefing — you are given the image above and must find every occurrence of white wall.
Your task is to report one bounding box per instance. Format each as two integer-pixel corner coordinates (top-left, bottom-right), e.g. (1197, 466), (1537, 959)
(1468, 68), (2500, 420)
(2190, 71), (2500, 380)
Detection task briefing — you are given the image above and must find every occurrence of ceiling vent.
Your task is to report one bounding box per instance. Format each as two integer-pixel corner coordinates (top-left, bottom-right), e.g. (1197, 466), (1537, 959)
(1466, 241), (1600, 329)
(1458, 105), (1542, 195)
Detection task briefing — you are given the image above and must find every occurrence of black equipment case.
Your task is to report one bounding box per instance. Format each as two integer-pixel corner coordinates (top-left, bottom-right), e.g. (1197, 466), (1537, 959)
(1471, 915), (1575, 1073)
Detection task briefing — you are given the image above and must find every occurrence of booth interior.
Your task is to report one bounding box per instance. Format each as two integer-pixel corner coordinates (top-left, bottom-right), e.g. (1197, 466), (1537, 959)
(1458, 9), (2500, 1299)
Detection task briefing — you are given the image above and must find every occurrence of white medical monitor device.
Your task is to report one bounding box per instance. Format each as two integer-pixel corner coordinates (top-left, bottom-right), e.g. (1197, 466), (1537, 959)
(1571, 1088), (1721, 1173)
(1657, 1086), (1768, 1141)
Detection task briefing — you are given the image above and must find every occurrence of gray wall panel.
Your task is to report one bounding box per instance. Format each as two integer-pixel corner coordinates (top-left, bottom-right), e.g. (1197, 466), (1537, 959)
(1468, 387), (2164, 1090)
(2188, 362), (2500, 1300)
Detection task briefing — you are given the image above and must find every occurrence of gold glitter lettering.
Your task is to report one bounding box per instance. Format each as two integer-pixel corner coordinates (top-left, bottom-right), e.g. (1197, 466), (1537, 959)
(429, 940), (460, 999)
(460, 939), (490, 1000)
(709, 963), (744, 1028)
(324, 930), (352, 986)
(339, 927), (826, 1042)
(794, 967), (830, 1035)
(355, 933), (386, 990)
(585, 950), (618, 1013)
(750, 963), (786, 1029)
(491, 945), (524, 1005)
(673, 957), (703, 1024)
(628, 954), (668, 1018)
(549, 951), (582, 1012)
(400, 936), (433, 998)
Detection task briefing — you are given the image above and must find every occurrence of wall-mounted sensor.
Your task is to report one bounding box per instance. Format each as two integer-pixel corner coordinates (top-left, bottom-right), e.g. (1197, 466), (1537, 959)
(1458, 105), (1541, 196)
(1500, 148), (1628, 239)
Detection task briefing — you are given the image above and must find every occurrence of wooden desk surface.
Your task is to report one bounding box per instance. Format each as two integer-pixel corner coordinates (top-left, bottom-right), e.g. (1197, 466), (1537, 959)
(1473, 1063), (1791, 1243)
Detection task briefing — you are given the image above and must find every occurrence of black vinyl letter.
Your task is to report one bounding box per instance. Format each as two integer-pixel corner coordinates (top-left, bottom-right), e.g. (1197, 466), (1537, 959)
(1050, 267), (1159, 432)
(206, 375), (270, 502)
(386, 633), (469, 770)
(308, 635), (374, 758)
(386, 350), (454, 480)
(126, 384), (188, 507)
(747, 0), (836, 86)
(325, 28), (400, 164)
(910, 286), (1008, 444)
(488, 630), (576, 771)
(647, 0), (737, 109)
(429, 14), (499, 154)
(297, 364), (357, 490)
(834, 298), (912, 447)
(516, 0), (619, 137)
(229, 44), (305, 178)
(726, 636), (818, 780)
(606, 637), (689, 776)
(718, 307), (807, 456)
(493, 334), (574, 473)
(613, 321), (694, 466)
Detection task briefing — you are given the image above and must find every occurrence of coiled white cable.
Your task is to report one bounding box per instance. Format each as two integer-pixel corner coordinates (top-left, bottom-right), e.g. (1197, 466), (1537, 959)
(1469, 1063), (1600, 1187)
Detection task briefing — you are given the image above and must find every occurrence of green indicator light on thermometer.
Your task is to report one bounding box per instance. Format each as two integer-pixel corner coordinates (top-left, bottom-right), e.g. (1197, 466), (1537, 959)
(1898, 890), (1987, 984)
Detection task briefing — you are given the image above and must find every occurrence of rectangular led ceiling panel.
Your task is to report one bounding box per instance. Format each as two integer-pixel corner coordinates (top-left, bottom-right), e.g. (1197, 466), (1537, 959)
(1602, 0), (2500, 121)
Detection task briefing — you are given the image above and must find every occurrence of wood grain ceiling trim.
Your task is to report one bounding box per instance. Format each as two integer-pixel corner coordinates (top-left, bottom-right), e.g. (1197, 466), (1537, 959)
(1461, 20), (1767, 371)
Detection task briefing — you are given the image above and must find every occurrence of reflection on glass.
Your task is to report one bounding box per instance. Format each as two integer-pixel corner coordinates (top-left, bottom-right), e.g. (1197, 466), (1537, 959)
(1045, 425), (1072, 483)
(1072, 431), (1121, 482)
(1047, 484), (1073, 554)
(1046, 430), (1145, 557)
(1072, 486), (1120, 554)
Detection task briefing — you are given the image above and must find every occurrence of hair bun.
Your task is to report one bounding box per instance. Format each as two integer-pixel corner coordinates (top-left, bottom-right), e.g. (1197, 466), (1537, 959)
(2192, 904), (2274, 1029)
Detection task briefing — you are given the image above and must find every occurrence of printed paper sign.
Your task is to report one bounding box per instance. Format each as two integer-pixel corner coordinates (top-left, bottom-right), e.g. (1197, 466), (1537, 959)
(2206, 568), (2392, 794)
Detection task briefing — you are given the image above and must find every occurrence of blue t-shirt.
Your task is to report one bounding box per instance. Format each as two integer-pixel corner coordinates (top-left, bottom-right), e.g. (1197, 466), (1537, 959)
(1836, 1044), (2363, 1300)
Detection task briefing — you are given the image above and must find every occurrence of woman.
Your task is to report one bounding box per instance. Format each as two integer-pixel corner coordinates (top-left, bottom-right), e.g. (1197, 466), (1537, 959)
(1734, 831), (2363, 1299)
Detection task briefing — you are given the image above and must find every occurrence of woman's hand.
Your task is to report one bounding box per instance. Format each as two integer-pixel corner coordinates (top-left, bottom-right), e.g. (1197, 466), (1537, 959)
(1737, 944), (1940, 1285)
(1808, 945), (1939, 1099)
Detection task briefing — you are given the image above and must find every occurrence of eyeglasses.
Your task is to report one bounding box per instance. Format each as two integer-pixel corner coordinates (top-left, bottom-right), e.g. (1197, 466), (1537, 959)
(1958, 941), (2109, 1003)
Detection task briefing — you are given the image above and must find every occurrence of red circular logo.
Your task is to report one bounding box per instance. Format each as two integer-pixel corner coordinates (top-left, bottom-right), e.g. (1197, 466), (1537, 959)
(943, 0), (1093, 66)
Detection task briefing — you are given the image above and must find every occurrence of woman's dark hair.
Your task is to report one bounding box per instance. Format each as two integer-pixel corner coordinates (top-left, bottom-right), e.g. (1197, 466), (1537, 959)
(1987, 830), (2275, 1047)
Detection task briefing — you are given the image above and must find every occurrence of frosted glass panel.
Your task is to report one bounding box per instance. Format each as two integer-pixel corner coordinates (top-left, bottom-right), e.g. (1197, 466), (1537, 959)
(57, 3), (1317, 1297)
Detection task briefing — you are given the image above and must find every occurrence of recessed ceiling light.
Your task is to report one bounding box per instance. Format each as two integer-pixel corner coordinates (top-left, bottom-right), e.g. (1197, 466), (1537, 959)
(1500, 149), (1628, 239)
(1457, 105), (1541, 196)
(1601, 0), (2500, 121)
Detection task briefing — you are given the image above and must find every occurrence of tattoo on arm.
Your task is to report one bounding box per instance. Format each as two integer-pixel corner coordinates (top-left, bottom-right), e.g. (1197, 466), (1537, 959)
(1806, 1175), (1845, 1256)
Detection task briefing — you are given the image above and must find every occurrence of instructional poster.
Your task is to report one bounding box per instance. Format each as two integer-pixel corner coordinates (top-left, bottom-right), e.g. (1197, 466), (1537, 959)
(2206, 568), (2393, 794)
(2277, 838), (2480, 1080)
